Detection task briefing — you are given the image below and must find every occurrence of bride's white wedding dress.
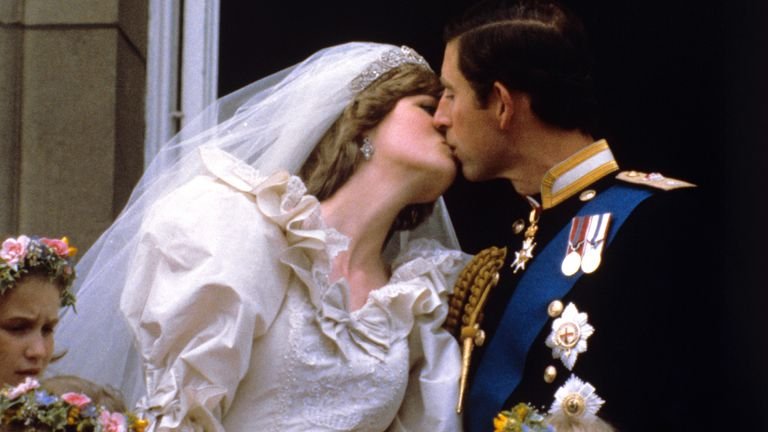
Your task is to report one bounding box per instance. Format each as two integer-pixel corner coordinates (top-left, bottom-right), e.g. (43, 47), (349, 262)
(120, 148), (467, 431)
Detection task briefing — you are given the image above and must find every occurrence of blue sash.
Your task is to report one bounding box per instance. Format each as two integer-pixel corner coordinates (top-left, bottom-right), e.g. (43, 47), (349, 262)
(466, 184), (653, 432)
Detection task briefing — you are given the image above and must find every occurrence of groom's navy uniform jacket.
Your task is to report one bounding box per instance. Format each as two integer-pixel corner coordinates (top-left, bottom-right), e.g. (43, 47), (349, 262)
(458, 140), (723, 431)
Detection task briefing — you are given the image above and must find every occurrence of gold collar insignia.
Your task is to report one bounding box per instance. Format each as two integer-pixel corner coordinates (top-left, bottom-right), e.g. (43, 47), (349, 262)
(540, 140), (619, 209)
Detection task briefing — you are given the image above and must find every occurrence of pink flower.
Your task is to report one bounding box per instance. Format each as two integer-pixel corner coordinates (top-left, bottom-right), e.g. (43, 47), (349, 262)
(41, 237), (70, 257)
(7, 376), (40, 399)
(0, 235), (30, 269)
(61, 392), (92, 408)
(99, 410), (127, 432)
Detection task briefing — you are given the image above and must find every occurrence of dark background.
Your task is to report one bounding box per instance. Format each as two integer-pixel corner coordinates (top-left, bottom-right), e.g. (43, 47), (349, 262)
(219, 0), (768, 422)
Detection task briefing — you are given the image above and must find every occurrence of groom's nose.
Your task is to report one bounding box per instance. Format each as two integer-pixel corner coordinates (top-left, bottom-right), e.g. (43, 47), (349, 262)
(432, 96), (451, 131)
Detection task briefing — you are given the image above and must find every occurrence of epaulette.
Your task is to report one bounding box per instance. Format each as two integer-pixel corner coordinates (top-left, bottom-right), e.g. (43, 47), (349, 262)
(444, 245), (507, 337)
(444, 245), (507, 413)
(616, 170), (696, 191)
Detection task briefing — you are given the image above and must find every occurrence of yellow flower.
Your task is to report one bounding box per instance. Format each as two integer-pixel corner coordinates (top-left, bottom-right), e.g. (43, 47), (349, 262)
(132, 418), (150, 432)
(513, 403), (530, 420)
(67, 406), (80, 425)
(62, 236), (78, 257)
(494, 413), (510, 432)
(494, 412), (523, 432)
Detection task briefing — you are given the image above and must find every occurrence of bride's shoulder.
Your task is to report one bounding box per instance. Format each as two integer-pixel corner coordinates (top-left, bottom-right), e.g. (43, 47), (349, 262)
(199, 146), (313, 203)
(200, 146), (272, 192)
(395, 238), (468, 263)
(391, 237), (471, 280)
(144, 147), (321, 237)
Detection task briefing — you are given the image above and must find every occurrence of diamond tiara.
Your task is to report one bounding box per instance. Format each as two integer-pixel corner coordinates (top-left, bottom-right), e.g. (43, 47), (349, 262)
(349, 45), (432, 92)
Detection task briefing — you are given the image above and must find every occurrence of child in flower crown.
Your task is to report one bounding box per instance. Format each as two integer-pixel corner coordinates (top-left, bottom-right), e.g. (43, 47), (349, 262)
(0, 235), (77, 387)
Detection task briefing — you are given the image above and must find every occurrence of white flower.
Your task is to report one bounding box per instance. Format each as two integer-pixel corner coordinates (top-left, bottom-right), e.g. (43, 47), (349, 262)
(6, 376), (40, 399)
(545, 302), (594, 370)
(549, 374), (604, 420)
(0, 235), (30, 270)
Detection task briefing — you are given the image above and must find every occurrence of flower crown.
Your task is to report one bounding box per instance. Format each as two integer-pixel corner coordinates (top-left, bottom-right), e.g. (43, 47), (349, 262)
(0, 377), (149, 432)
(0, 235), (78, 307)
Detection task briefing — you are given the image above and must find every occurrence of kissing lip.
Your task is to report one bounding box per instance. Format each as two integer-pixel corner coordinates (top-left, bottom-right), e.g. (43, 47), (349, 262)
(16, 369), (41, 377)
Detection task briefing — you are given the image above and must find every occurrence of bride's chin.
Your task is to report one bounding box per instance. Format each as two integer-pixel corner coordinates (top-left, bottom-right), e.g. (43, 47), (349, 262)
(417, 177), (456, 203)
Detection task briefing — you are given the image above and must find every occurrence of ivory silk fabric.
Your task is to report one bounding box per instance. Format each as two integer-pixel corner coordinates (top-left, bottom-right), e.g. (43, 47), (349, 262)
(121, 148), (468, 431)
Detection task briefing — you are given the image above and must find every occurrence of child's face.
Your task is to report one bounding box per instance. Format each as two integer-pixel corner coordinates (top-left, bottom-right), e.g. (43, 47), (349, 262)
(0, 276), (60, 386)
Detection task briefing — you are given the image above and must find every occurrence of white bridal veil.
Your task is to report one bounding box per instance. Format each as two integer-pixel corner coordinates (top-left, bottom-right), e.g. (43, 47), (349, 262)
(50, 42), (459, 405)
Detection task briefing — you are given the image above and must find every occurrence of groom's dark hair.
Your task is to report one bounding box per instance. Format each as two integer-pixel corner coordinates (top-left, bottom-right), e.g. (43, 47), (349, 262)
(445, 0), (599, 135)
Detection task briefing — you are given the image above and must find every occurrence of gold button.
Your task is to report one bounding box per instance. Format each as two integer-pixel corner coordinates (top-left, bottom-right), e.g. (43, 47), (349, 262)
(579, 189), (596, 201)
(547, 300), (564, 318)
(512, 218), (525, 235)
(544, 365), (557, 383)
(474, 329), (486, 347)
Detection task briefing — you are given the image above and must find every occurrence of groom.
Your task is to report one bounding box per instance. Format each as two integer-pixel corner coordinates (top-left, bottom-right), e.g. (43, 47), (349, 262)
(434, 1), (718, 431)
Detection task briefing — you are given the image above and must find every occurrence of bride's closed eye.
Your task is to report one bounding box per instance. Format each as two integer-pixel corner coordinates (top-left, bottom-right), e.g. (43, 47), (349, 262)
(413, 95), (438, 114)
(420, 104), (437, 115)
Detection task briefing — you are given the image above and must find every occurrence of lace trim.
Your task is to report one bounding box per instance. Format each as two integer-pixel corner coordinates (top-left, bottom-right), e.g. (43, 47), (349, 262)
(280, 287), (406, 430)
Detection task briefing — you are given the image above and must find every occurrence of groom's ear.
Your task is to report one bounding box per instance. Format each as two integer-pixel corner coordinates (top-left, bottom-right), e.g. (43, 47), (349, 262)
(492, 81), (515, 130)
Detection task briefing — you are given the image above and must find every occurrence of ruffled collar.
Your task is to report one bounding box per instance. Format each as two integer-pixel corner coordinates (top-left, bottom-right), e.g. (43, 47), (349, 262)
(200, 147), (459, 360)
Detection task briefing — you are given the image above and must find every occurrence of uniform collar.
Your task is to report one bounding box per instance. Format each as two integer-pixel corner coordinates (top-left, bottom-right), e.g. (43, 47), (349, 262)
(540, 139), (619, 209)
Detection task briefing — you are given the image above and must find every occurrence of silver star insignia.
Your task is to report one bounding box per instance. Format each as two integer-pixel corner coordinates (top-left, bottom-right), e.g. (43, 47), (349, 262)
(511, 238), (536, 273)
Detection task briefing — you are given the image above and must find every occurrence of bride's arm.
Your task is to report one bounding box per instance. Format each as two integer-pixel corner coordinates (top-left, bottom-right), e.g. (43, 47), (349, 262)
(389, 317), (465, 432)
(388, 240), (470, 432)
(121, 176), (290, 431)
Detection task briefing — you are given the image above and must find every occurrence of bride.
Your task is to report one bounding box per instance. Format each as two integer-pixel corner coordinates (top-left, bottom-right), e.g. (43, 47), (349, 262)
(50, 42), (468, 431)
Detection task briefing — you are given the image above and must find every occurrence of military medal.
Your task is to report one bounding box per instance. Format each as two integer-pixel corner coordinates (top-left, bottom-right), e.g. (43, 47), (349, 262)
(580, 213), (611, 274)
(561, 216), (589, 276)
(545, 302), (594, 370)
(549, 375), (605, 422)
(561, 252), (581, 276)
(512, 238), (536, 273)
(580, 250), (600, 274)
(510, 197), (541, 274)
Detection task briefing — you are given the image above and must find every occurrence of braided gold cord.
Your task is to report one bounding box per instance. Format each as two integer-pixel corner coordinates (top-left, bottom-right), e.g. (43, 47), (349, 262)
(444, 246), (507, 337)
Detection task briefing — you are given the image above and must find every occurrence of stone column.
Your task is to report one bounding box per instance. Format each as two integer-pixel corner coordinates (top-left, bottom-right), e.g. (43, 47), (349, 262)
(0, 1), (22, 234)
(0, 0), (147, 250)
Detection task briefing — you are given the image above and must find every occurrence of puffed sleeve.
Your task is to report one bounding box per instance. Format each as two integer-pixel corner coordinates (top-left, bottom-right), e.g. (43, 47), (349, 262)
(120, 173), (291, 431)
(387, 239), (469, 432)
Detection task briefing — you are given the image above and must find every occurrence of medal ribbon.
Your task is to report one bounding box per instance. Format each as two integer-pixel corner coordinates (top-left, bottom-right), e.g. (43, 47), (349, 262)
(561, 216), (589, 276)
(586, 213), (610, 251)
(566, 216), (589, 255)
(465, 184), (654, 432)
(581, 213), (611, 273)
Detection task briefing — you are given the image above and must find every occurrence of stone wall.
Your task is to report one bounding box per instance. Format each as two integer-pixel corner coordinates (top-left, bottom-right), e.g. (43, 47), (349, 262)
(0, 0), (147, 251)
